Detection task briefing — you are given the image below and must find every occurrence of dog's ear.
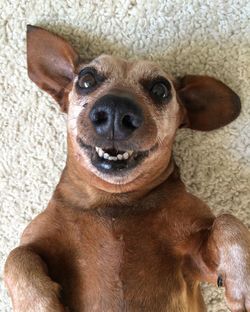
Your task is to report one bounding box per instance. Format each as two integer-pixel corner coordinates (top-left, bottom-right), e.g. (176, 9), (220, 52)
(176, 75), (241, 131)
(27, 25), (80, 113)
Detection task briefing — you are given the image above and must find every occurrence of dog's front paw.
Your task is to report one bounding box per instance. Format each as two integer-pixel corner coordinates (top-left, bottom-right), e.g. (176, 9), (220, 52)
(6, 281), (67, 312)
(4, 246), (67, 312)
(5, 272), (66, 312)
(223, 274), (250, 312)
(26, 297), (67, 312)
(218, 247), (250, 312)
(209, 214), (250, 311)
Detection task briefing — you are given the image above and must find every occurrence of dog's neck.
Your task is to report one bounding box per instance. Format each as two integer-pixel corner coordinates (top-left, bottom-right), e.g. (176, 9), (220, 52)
(53, 148), (177, 212)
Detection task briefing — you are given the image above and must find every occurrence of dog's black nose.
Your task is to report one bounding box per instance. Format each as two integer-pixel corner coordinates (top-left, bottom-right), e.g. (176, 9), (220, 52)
(89, 94), (143, 140)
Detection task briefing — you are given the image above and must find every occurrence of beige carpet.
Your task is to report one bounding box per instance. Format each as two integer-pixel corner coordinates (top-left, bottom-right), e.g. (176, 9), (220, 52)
(0, 1), (249, 311)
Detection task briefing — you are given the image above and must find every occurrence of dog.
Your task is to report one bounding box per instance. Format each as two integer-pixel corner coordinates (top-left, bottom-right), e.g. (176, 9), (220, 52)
(4, 25), (250, 312)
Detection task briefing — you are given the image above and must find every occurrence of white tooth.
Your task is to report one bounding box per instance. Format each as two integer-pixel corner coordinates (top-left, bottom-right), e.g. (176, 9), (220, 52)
(104, 153), (109, 159)
(95, 146), (99, 152)
(123, 152), (129, 160)
(117, 154), (123, 160)
(108, 156), (117, 161)
(98, 150), (104, 157)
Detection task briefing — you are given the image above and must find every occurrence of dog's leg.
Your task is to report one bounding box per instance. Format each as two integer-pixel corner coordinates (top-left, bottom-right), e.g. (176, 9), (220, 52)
(197, 214), (250, 312)
(4, 245), (66, 312)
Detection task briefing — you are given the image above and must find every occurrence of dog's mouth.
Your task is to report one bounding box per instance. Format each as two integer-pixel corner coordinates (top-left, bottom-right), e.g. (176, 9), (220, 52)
(77, 138), (155, 174)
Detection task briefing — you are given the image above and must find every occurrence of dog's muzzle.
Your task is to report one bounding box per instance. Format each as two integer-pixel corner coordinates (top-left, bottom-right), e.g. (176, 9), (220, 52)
(77, 94), (150, 174)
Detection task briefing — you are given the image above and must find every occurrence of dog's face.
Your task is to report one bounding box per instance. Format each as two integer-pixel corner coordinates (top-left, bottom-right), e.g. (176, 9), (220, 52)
(27, 26), (240, 191)
(67, 55), (181, 185)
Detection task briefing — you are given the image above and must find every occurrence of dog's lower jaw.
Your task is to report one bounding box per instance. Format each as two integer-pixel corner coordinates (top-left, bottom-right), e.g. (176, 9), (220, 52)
(57, 141), (175, 209)
(66, 134), (174, 195)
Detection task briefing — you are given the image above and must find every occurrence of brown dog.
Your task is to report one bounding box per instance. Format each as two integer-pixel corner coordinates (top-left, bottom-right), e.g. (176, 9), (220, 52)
(4, 25), (250, 312)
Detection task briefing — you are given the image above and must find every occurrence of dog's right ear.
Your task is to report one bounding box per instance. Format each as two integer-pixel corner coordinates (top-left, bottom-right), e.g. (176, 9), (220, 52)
(27, 25), (80, 112)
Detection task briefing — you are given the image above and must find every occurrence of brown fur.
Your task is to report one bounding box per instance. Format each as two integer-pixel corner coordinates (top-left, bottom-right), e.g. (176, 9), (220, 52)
(4, 25), (249, 312)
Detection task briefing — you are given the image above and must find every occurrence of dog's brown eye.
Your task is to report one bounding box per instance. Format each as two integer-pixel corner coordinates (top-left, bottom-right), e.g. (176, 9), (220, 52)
(78, 73), (97, 89)
(151, 82), (169, 100)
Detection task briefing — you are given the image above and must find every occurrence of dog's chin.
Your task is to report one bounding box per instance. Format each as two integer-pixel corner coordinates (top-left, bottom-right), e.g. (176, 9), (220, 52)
(77, 137), (156, 179)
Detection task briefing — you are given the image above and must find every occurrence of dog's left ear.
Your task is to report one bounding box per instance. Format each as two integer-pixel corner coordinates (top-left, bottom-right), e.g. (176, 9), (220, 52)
(176, 75), (241, 131)
(27, 25), (80, 112)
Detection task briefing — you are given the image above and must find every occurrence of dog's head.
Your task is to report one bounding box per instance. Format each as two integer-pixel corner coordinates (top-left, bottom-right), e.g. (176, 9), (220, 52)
(27, 25), (240, 192)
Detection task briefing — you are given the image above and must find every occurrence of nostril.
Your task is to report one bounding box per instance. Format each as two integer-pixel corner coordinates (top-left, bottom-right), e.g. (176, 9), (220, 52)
(92, 111), (108, 126)
(122, 114), (141, 131)
(89, 95), (143, 139)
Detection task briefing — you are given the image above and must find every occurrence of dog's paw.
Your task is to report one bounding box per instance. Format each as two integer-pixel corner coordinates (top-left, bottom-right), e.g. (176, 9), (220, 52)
(5, 276), (66, 312)
(211, 215), (250, 311)
(28, 299), (67, 312)
(225, 282), (250, 312)
(220, 267), (250, 311)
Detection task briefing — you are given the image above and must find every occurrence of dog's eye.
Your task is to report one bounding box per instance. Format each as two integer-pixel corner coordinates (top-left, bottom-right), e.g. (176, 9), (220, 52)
(150, 82), (170, 100)
(141, 77), (172, 104)
(78, 72), (97, 89)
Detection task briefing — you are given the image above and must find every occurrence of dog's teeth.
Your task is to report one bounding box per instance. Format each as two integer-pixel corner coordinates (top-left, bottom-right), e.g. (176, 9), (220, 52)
(95, 147), (134, 161)
(117, 154), (123, 160)
(108, 156), (118, 161)
(98, 149), (104, 157)
(123, 152), (129, 160)
(103, 153), (109, 159)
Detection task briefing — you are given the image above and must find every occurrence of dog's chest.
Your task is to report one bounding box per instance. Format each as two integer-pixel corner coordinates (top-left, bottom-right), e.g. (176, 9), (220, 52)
(59, 210), (192, 311)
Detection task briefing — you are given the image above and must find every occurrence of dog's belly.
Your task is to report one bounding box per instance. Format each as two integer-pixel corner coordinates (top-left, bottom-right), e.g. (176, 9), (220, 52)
(44, 210), (206, 312)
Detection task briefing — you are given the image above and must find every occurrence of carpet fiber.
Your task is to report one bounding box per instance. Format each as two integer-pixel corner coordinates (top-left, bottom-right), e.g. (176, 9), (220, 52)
(0, 1), (249, 311)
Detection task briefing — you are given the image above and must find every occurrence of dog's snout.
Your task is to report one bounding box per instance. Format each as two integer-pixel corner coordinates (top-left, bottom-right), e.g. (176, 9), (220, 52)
(89, 94), (143, 140)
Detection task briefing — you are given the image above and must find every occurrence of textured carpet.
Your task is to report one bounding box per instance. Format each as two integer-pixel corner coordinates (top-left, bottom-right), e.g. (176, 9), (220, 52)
(0, 1), (249, 311)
